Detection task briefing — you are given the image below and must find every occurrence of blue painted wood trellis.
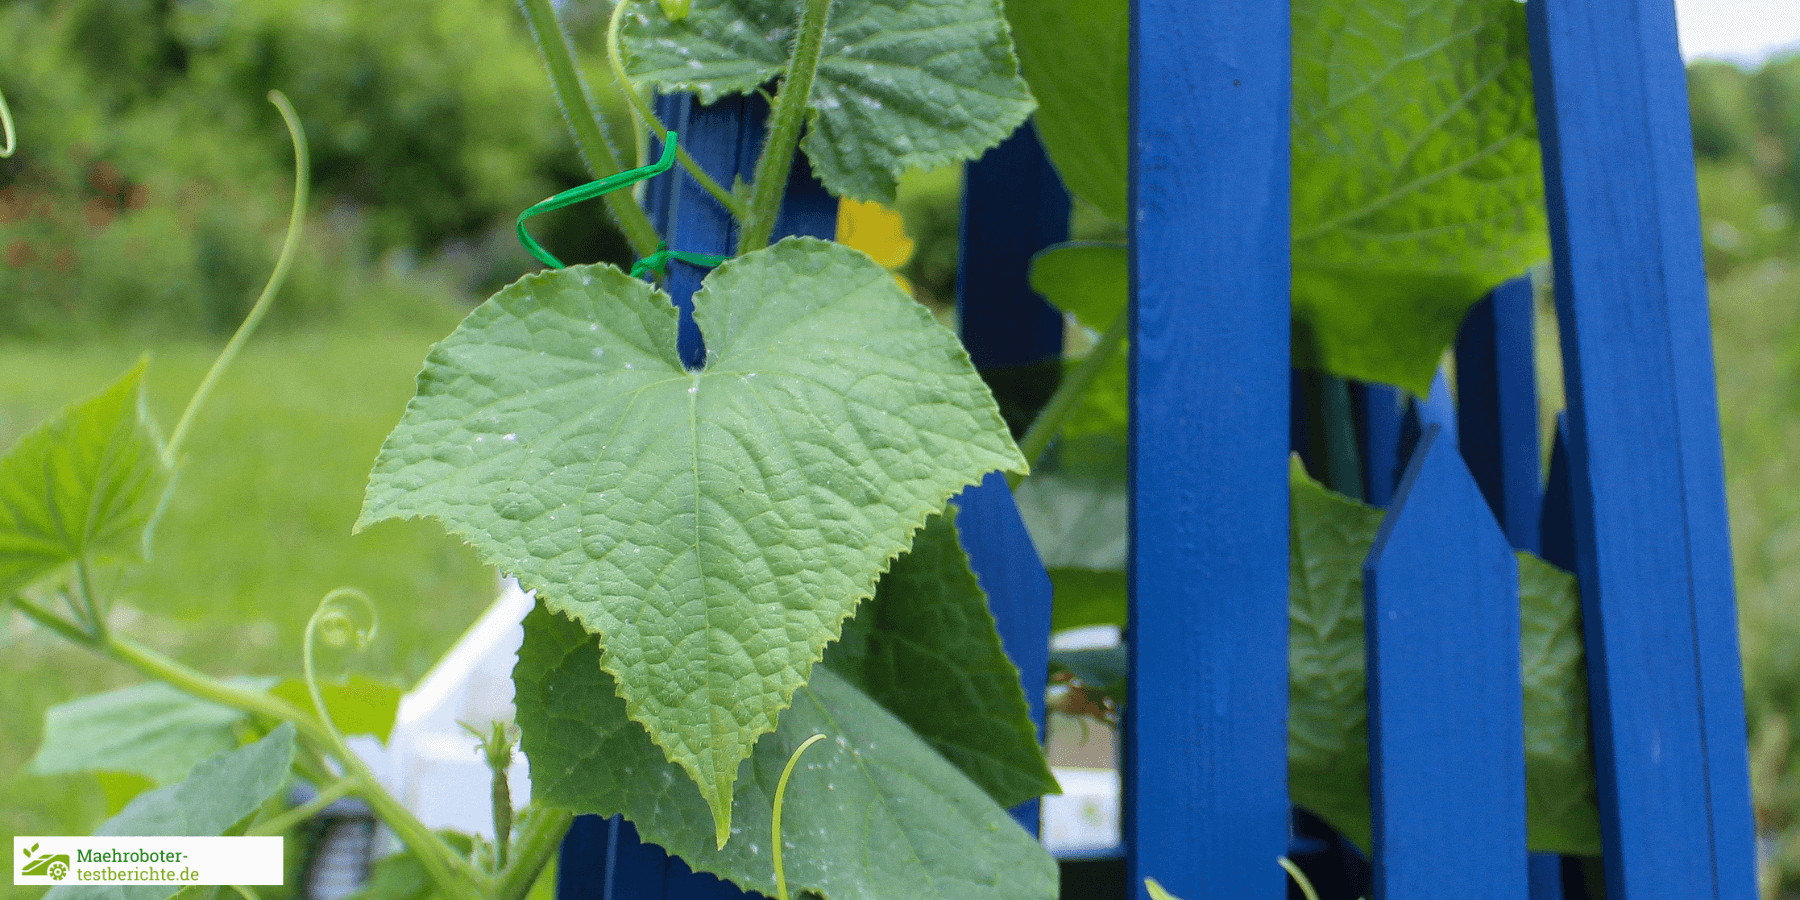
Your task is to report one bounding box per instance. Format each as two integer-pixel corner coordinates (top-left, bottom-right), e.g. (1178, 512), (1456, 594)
(552, 0), (1758, 895)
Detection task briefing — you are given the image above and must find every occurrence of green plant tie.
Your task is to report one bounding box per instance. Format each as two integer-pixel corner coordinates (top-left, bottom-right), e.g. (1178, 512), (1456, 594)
(516, 132), (683, 269)
(629, 242), (729, 281)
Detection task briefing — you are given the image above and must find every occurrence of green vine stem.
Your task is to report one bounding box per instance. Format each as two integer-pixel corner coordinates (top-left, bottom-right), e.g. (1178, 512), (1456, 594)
(101, 631), (487, 898)
(518, 0), (662, 258)
(736, 0), (835, 254)
(166, 91), (307, 462)
(0, 83), (16, 158)
(606, 0), (746, 219)
(251, 777), (358, 836)
(1011, 307), (1130, 486)
(493, 808), (574, 900)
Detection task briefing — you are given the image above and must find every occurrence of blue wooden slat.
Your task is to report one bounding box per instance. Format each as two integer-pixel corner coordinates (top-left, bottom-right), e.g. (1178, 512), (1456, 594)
(1355, 382), (1407, 508)
(957, 124), (1068, 370)
(953, 471), (1055, 834)
(1457, 277), (1543, 553)
(1398, 370), (1458, 469)
(1127, 0), (1291, 896)
(1538, 415), (1576, 575)
(1526, 0), (1749, 892)
(954, 125), (1067, 835)
(1364, 425), (1527, 900)
(1527, 0), (1756, 896)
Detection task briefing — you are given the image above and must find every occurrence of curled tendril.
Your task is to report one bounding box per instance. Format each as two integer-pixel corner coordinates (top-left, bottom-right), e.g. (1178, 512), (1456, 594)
(302, 587), (378, 740)
(1278, 856), (1324, 900)
(0, 84), (14, 159)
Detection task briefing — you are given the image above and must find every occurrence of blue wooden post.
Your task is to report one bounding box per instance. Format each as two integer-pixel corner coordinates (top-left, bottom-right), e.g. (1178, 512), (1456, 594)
(954, 123), (1066, 836)
(1364, 426), (1528, 900)
(1127, 0), (1291, 897)
(1527, 0), (1757, 896)
(1356, 382), (1408, 508)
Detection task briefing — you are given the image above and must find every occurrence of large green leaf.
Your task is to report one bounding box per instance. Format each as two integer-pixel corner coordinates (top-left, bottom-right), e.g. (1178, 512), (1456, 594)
(620, 0), (1035, 203)
(1004, 0), (1549, 394)
(1003, 0), (1128, 222)
(514, 606), (1058, 900)
(1292, 0), (1548, 393)
(361, 238), (1023, 844)
(1028, 244), (1124, 334)
(1286, 458), (1383, 850)
(45, 724), (297, 900)
(1286, 461), (1600, 854)
(822, 509), (1058, 808)
(0, 361), (171, 598)
(29, 679), (275, 785)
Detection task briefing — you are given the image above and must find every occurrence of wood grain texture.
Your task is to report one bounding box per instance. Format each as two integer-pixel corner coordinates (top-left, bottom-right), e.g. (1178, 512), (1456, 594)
(1126, 0), (1291, 896)
(1526, 0), (1756, 895)
(1364, 426), (1527, 900)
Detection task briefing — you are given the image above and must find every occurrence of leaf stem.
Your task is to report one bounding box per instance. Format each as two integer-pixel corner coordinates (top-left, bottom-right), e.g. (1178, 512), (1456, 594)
(250, 777), (358, 836)
(102, 633), (488, 898)
(607, 0), (747, 219)
(736, 0), (834, 254)
(166, 92), (308, 462)
(518, 0), (662, 258)
(74, 555), (106, 639)
(1011, 307), (1130, 485)
(10, 594), (98, 646)
(492, 807), (573, 900)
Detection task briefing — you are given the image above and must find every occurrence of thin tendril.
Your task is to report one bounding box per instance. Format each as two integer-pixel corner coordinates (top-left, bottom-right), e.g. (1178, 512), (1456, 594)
(302, 587), (379, 744)
(1279, 857), (1323, 900)
(167, 91), (308, 461)
(0, 83), (16, 158)
(772, 733), (827, 900)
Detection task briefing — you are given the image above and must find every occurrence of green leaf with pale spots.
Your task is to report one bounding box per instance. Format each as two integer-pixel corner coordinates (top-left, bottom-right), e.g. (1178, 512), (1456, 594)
(0, 360), (171, 598)
(515, 604), (1057, 900)
(620, 0), (1035, 203)
(360, 238), (1023, 845)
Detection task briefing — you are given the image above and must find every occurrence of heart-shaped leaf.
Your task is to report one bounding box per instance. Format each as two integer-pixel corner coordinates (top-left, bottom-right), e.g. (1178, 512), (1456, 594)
(621, 0), (1035, 203)
(361, 238), (1023, 843)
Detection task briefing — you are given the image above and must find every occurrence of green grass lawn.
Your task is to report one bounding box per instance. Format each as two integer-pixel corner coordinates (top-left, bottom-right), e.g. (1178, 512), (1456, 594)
(0, 314), (498, 891)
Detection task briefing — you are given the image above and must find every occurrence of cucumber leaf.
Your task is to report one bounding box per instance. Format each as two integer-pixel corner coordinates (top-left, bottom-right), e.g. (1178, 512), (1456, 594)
(823, 509), (1059, 808)
(0, 360), (171, 598)
(1286, 460), (1600, 854)
(620, 0), (1035, 203)
(362, 238), (1023, 845)
(30, 679), (275, 785)
(270, 675), (403, 743)
(1291, 0), (1548, 393)
(1003, 0), (1128, 222)
(514, 605), (1058, 900)
(45, 724), (297, 900)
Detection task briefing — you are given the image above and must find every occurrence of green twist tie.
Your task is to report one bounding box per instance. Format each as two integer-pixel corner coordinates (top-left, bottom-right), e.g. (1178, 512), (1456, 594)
(630, 243), (729, 281)
(516, 132), (682, 269)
